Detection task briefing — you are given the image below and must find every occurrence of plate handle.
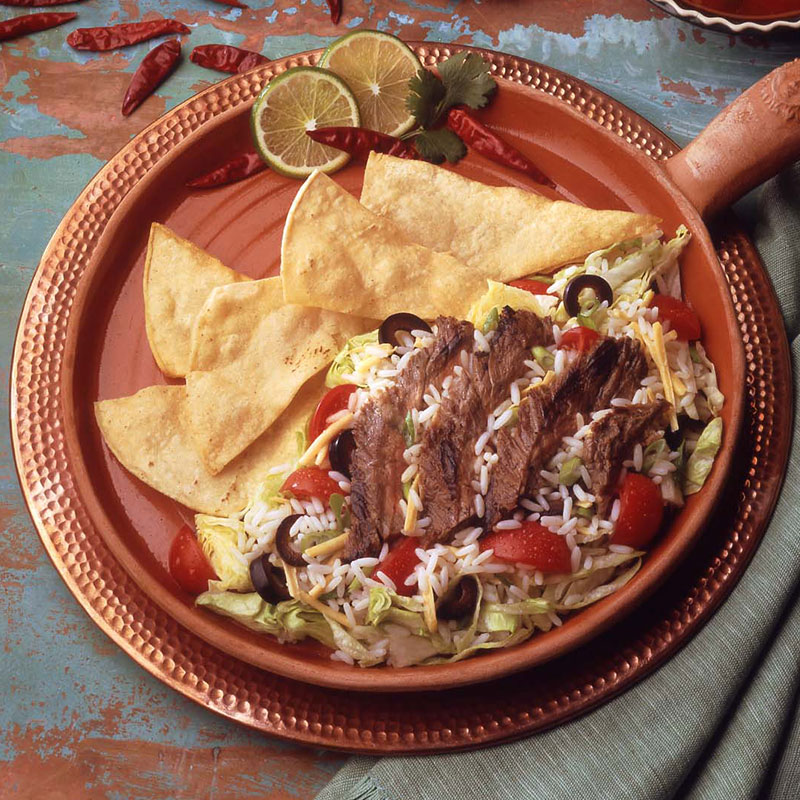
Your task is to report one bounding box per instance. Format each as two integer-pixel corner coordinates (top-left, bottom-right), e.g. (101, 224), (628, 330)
(663, 59), (800, 219)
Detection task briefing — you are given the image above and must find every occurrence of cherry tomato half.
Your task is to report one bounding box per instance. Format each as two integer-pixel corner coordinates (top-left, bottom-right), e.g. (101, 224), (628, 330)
(309, 384), (357, 442)
(650, 295), (701, 341)
(508, 279), (553, 296)
(375, 536), (421, 596)
(559, 326), (601, 354)
(480, 521), (572, 573)
(613, 473), (665, 548)
(169, 525), (217, 595)
(281, 467), (341, 504)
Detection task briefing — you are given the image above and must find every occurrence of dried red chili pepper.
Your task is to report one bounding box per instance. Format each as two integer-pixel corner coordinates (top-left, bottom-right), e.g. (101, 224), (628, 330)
(186, 151), (267, 189)
(0, 0), (84, 6)
(307, 127), (418, 161)
(0, 11), (75, 41)
(190, 44), (268, 75)
(207, 0), (249, 7)
(122, 39), (181, 117)
(326, 0), (341, 23)
(67, 19), (189, 51)
(446, 106), (555, 188)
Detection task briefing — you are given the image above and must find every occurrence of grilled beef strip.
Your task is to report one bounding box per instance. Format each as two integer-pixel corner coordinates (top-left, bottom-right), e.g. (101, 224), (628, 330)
(345, 317), (474, 560)
(485, 336), (649, 528)
(418, 308), (552, 543)
(583, 400), (671, 515)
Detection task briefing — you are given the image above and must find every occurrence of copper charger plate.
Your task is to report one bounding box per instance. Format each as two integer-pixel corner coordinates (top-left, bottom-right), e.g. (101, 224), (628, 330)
(11, 45), (792, 751)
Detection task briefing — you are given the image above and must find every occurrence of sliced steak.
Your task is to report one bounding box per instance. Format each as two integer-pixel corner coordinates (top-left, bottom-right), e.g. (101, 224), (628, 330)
(418, 309), (552, 542)
(345, 317), (473, 560)
(583, 400), (670, 515)
(485, 336), (648, 527)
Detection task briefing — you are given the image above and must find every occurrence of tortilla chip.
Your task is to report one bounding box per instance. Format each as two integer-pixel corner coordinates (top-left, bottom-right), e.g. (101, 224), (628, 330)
(95, 374), (324, 516)
(281, 170), (483, 320)
(186, 277), (367, 475)
(143, 223), (250, 378)
(360, 153), (660, 278)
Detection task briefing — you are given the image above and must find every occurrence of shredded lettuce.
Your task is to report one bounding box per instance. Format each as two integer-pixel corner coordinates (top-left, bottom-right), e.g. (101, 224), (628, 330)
(252, 472), (288, 509)
(197, 591), (339, 648)
(478, 598), (551, 634)
(643, 437), (669, 473)
(554, 559), (642, 611)
(196, 591), (282, 634)
(383, 625), (439, 667)
(693, 342), (725, 417)
(684, 417), (723, 495)
(325, 329), (380, 387)
(326, 621), (384, 666)
(367, 586), (393, 625)
(558, 227), (690, 304)
(196, 516), (252, 592)
(558, 456), (583, 486)
(532, 345), (554, 371)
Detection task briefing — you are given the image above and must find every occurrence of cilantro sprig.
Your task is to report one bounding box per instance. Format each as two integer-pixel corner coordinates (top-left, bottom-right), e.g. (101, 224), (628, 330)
(404, 52), (496, 164)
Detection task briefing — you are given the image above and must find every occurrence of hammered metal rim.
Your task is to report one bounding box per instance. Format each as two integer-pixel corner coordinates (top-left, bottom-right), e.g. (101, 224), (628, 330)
(11, 44), (793, 752)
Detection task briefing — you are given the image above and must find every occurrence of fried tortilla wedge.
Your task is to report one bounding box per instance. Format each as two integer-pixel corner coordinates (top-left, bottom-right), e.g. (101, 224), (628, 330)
(143, 223), (250, 378)
(95, 373), (324, 516)
(281, 170), (486, 320)
(186, 277), (368, 475)
(360, 153), (661, 278)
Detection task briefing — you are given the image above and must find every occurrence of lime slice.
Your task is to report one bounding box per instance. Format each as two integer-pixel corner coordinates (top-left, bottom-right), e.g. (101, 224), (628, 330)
(251, 66), (360, 179)
(320, 30), (420, 137)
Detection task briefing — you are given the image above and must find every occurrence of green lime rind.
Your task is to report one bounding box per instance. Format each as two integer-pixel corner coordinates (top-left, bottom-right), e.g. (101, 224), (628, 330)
(250, 66), (360, 179)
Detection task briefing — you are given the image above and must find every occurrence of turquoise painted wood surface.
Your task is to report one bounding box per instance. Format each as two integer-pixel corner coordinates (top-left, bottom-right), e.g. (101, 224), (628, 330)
(1, 1), (797, 796)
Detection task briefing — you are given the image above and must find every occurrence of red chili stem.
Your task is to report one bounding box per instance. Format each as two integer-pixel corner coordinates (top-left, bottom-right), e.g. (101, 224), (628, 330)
(122, 38), (181, 117)
(446, 106), (555, 188)
(307, 127), (418, 161)
(326, 0), (341, 23)
(190, 44), (269, 74)
(0, 11), (75, 41)
(67, 19), (189, 51)
(206, 0), (249, 6)
(186, 151), (267, 188)
(0, 0), (85, 6)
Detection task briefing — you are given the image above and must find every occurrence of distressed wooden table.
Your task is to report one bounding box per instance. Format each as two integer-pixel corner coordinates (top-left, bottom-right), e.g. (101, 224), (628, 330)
(1, 1), (797, 796)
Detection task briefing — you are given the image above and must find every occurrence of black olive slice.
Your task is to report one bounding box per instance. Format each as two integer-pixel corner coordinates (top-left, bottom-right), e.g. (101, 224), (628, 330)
(274, 514), (306, 567)
(328, 429), (356, 479)
(564, 274), (614, 318)
(437, 575), (480, 620)
(665, 427), (684, 451)
(249, 555), (291, 603)
(378, 313), (432, 348)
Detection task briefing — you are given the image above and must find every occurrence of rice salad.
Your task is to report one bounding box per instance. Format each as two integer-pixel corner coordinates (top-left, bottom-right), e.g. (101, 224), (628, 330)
(195, 227), (725, 668)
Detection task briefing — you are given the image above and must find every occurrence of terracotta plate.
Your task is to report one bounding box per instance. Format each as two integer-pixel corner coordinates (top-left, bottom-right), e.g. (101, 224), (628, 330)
(11, 45), (792, 749)
(650, 0), (800, 32)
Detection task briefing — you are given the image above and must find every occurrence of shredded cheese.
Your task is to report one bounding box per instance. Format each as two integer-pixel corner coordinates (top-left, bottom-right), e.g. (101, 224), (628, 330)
(282, 563), (300, 598)
(298, 412), (354, 467)
(638, 320), (679, 431)
(540, 370), (556, 387)
(298, 590), (352, 628)
(422, 578), (438, 634)
(308, 582), (326, 599)
(403, 474), (421, 532)
(305, 532), (349, 559)
(671, 374), (687, 396)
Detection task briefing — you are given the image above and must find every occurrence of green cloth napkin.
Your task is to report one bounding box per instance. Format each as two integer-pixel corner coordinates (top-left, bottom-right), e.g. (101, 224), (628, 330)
(315, 165), (800, 800)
